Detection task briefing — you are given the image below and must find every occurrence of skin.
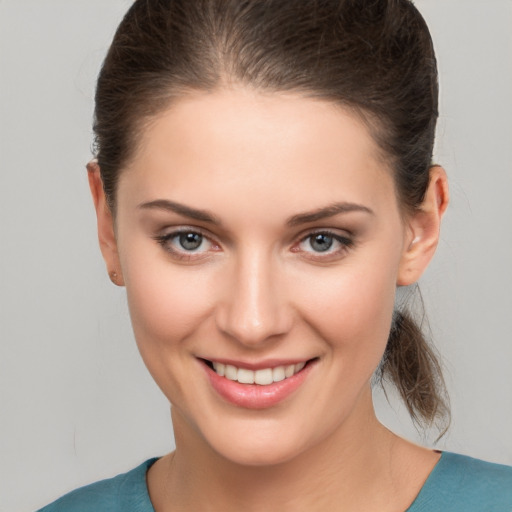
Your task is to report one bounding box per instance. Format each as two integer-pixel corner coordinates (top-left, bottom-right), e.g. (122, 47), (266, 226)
(89, 86), (449, 511)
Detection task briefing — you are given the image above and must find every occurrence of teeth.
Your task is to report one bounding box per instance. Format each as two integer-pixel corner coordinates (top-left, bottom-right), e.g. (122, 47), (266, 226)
(272, 366), (285, 382)
(211, 361), (307, 385)
(237, 368), (255, 384)
(284, 364), (295, 378)
(212, 362), (225, 377)
(225, 364), (237, 381)
(254, 368), (273, 385)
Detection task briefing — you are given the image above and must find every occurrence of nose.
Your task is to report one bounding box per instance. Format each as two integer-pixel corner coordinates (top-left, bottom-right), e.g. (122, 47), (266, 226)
(215, 249), (293, 347)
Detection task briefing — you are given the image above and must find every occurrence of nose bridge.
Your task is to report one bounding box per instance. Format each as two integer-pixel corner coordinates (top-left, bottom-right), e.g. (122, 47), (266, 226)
(216, 245), (290, 346)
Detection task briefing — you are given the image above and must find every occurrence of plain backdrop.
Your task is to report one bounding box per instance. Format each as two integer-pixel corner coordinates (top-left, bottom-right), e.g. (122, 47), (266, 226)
(1, 1), (511, 511)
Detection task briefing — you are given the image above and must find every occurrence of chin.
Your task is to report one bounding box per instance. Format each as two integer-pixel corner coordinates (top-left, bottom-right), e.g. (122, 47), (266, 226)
(190, 409), (332, 468)
(209, 431), (311, 467)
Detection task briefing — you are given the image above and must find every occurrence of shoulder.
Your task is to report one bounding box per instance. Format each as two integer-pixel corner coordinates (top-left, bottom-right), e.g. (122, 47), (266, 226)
(409, 452), (512, 511)
(36, 458), (158, 512)
(437, 452), (512, 498)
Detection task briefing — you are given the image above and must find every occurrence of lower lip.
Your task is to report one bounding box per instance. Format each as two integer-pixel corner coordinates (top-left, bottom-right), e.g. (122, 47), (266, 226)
(202, 361), (315, 409)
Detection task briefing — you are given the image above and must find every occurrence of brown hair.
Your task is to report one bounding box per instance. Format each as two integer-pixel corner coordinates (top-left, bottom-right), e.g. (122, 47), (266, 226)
(93, 0), (449, 432)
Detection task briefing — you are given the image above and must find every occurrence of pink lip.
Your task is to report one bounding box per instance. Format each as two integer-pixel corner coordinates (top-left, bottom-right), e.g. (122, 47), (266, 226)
(201, 359), (316, 409)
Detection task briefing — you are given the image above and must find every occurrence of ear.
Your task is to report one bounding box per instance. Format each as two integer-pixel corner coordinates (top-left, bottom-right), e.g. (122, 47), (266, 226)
(87, 161), (125, 286)
(397, 166), (449, 286)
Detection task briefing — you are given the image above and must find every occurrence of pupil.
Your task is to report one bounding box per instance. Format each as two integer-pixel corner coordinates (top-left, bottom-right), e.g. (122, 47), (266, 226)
(311, 234), (333, 252)
(179, 233), (202, 250)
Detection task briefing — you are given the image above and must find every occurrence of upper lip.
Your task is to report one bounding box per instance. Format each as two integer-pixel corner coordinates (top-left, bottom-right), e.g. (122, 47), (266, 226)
(198, 357), (315, 371)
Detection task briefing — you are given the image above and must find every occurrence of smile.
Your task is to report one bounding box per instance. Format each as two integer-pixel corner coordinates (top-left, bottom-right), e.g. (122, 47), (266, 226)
(202, 358), (317, 409)
(212, 361), (307, 385)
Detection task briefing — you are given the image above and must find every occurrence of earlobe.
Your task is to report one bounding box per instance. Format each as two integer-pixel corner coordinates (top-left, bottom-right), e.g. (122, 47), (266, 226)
(87, 161), (125, 287)
(397, 166), (449, 286)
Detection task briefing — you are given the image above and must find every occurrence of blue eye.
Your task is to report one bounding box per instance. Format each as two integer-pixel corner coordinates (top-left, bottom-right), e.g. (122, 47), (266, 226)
(155, 229), (214, 260)
(178, 232), (204, 251)
(296, 231), (353, 258)
(309, 233), (334, 252)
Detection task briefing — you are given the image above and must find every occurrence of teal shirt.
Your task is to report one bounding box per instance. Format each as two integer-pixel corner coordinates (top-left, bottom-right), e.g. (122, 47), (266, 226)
(38, 452), (512, 511)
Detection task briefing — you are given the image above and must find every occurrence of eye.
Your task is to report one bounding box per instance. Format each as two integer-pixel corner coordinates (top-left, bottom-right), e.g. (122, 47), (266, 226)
(308, 233), (335, 252)
(154, 228), (220, 261)
(177, 232), (204, 251)
(295, 230), (353, 259)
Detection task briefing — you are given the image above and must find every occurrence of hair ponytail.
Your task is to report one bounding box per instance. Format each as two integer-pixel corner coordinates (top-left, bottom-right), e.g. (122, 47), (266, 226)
(378, 304), (450, 435)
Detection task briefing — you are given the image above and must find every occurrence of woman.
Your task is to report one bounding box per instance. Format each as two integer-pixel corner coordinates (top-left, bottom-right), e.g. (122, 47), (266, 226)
(37, 0), (512, 510)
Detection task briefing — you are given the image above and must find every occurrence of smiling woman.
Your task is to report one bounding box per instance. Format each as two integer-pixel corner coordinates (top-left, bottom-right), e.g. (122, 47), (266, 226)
(29, 0), (512, 511)
(95, 90), (419, 471)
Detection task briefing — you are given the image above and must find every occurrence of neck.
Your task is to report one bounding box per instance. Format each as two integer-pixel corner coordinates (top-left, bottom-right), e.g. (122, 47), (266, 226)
(149, 387), (423, 512)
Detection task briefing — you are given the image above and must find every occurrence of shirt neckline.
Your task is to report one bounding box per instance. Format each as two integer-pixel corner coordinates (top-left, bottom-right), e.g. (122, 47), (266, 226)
(140, 452), (452, 512)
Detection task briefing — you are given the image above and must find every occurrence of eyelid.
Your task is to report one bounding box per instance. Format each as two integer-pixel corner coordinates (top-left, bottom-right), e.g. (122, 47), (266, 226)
(152, 224), (354, 262)
(295, 227), (354, 245)
(292, 228), (355, 259)
(153, 226), (221, 261)
(157, 224), (209, 237)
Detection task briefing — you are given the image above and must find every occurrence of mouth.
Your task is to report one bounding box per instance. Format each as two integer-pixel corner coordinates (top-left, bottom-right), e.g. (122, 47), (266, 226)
(200, 357), (318, 409)
(202, 359), (311, 385)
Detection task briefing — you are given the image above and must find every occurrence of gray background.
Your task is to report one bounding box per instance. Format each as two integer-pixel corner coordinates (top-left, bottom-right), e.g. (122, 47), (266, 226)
(1, 1), (511, 511)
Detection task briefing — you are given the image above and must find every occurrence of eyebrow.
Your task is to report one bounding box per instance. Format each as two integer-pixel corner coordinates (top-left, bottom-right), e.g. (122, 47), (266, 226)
(286, 202), (374, 226)
(138, 199), (222, 225)
(138, 199), (373, 227)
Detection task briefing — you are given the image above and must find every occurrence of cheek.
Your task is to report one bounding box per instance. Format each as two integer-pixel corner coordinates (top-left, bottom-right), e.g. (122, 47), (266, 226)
(125, 264), (216, 347)
(292, 251), (399, 361)
(121, 258), (220, 405)
(117, 230), (219, 380)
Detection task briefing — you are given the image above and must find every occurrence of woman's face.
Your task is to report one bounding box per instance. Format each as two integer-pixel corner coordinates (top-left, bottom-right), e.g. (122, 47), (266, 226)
(105, 88), (422, 465)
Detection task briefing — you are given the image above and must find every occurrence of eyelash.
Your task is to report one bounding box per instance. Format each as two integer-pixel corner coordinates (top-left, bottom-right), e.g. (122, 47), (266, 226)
(294, 230), (354, 261)
(153, 228), (218, 262)
(153, 228), (354, 262)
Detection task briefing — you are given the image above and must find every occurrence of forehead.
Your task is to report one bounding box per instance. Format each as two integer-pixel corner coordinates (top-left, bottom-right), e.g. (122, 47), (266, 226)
(119, 87), (398, 217)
